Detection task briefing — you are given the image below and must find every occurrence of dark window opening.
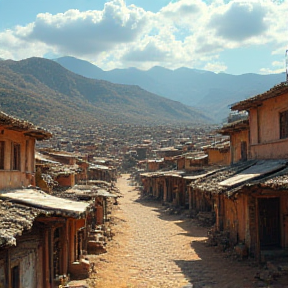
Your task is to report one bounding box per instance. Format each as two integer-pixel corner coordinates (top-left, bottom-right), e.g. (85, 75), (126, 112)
(12, 143), (20, 170)
(258, 197), (280, 248)
(53, 228), (61, 278)
(241, 141), (247, 161)
(280, 110), (288, 139)
(11, 265), (20, 288)
(0, 141), (4, 169)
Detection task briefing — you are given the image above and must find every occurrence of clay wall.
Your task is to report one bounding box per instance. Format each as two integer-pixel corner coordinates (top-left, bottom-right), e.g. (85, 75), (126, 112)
(0, 128), (36, 189)
(230, 129), (249, 163)
(249, 92), (288, 159)
(207, 149), (230, 166)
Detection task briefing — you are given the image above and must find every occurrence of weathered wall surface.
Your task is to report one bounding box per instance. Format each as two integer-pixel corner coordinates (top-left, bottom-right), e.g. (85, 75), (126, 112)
(231, 130), (249, 163)
(0, 128), (35, 189)
(208, 149), (230, 166)
(249, 92), (288, 159)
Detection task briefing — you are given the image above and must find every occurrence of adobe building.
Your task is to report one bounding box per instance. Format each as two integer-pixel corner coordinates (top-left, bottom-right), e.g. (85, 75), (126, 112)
(217, 119), (249, 164)
(0, 112), (91, 287)
(191, 83), (288, 261)
(0, 111), (51, 189)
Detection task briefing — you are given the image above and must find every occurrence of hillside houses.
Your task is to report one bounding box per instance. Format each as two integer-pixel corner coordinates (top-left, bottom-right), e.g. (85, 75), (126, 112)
(139, 82), (288, 262)
(211, 82), (288, 259)
(0, 112), (119, 288)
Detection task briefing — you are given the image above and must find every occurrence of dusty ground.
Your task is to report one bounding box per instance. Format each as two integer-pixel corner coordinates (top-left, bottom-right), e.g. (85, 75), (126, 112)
(83, 175), (287, 288)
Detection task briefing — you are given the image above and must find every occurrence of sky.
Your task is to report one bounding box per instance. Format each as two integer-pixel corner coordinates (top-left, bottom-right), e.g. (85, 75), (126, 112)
(0, 0), (287, 75)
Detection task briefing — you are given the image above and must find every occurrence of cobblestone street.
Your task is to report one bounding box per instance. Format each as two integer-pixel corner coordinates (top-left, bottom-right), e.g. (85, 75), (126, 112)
(90, 175), (261, 288)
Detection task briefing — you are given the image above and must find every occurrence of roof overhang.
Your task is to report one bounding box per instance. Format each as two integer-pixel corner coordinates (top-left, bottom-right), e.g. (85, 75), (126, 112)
(231, 82), (288, 111)
(0, 188), (89, 218)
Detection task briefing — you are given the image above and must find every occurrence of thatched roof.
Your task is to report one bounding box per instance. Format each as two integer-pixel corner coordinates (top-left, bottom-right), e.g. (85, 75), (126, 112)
(0, 200), (49, 247)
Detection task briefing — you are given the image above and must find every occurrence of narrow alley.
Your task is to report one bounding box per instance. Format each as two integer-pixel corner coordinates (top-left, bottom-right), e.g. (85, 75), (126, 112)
(87, 174), (262, 288)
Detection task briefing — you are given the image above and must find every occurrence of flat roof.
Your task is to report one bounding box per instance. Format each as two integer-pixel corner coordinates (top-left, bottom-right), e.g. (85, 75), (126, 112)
(0, 188), (89, 217)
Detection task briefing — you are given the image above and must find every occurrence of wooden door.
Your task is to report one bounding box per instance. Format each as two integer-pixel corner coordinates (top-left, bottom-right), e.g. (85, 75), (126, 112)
(241, 141), (247, 161)
(258, 197), (280, 248)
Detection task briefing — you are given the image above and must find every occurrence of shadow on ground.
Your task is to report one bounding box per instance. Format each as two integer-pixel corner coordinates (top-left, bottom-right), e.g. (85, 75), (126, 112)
(133, 193), (264, 288)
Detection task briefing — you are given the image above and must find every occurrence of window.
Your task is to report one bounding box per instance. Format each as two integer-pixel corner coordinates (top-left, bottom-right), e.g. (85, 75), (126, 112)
(11, 265), (20, 288)
(0, 141), (4, 169)
(12, 143), (20, 170)
(280, 110), (288, 139)
(240, 141), (247, 161)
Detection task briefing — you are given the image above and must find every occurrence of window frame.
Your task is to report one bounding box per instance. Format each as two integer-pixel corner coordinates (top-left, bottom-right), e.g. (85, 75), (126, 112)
(12, 142), (21, 171)
(279, 110), (288, 139)
(0, 141), (5, 170)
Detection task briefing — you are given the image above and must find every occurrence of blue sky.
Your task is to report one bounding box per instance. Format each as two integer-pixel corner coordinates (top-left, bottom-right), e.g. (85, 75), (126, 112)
(0, 0), (287, 75)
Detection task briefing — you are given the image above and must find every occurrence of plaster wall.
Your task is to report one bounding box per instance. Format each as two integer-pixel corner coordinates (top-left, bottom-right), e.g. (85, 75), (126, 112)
(249, 92), (288, 159)
(56, 174), (75, 187)
(231, 129), (249, 163)
(208, 149), (230, 165)
(0, 128), (36, 189)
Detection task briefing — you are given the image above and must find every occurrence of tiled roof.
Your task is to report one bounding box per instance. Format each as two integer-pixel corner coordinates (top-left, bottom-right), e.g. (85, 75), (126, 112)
(231, 82), (288, 111)
(0, 111), (52, 140)
(217, 119), (249, 135)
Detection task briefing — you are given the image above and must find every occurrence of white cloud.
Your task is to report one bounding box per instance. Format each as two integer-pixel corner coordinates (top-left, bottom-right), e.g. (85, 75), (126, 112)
(208, 1), (269, 41)
(16, 0), (147, 56)
(122, 41), (170, 62)
(160, 0), (205, 22)
(0, 0), (287, 73)
(259, 58), (286, 74)
(259, 67), (285, 74)
(204, 62), (228, 73)
(0, 30), (50, 59)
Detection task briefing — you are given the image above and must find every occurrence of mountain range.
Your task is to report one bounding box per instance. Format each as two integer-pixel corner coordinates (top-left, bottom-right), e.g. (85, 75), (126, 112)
(54, 56), (285, 122)
(0, 57), (210, 128)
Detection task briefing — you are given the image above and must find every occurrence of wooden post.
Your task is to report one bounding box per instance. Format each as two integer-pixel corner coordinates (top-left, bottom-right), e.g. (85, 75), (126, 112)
(43, 229), (50, 288)
(6, 249), (11, 288)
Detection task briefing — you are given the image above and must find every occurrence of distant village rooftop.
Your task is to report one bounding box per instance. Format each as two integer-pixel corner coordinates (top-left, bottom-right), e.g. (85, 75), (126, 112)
(0, 111), (52, 140)
(217, 118), (249, 135)
(231, 82), (288, 111)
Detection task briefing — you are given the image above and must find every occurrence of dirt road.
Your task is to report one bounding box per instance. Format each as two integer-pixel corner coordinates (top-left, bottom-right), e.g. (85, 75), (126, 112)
(91, 174), (260, 288)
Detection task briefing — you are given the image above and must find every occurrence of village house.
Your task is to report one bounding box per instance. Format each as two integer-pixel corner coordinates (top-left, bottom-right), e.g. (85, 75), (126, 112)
(36, 150), (82, 188)
(202, 140), (231, 166)
(0, 189), (91, 288)
(217, 118), (249, 164)
(52, 184), (119, 255)
(0, 111), (51, 190)
(88, 164), (117, 182)
(153, 146), (182, 158)
(0, 112), (92, 287)
(191, 82), (288, 260)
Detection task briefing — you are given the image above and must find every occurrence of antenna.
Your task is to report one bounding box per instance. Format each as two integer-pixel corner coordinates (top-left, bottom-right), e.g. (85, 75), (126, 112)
(286, 49), (288, 84)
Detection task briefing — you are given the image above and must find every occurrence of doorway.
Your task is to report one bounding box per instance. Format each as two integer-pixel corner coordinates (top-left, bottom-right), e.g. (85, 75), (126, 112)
(241, 141), (247, 161)
(258, 197), (280, 248)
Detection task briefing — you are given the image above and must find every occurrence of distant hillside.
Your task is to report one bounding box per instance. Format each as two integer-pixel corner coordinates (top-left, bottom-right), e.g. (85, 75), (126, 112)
(0, 57), (211, 128)
(54, 56), (285, 122)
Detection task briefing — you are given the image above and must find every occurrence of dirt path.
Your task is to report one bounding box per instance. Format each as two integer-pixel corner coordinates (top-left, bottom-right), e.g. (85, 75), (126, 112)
(90, 174), (260, 288)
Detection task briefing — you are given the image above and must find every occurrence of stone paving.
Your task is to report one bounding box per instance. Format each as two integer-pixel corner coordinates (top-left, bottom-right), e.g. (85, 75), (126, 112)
(89, 175), (264, 288)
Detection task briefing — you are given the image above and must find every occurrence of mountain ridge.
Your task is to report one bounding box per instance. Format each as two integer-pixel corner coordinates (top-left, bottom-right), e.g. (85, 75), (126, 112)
(0, 57), (211, 128)
(54, 56), (285, 121)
